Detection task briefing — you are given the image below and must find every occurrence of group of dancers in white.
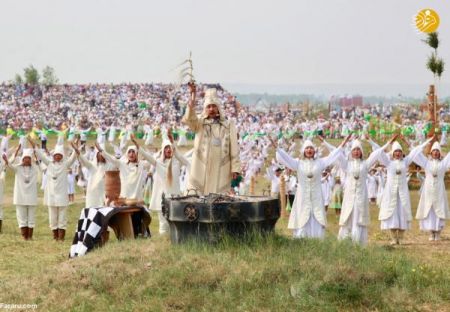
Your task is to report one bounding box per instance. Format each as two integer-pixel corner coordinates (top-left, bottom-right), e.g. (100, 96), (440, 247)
(267, 134), (449, 245)
(1, 127), (449, 246)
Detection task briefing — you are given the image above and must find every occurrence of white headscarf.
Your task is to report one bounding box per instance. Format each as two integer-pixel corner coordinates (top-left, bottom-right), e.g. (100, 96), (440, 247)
(431, 141), (441, 153)
(391, 141), (403, 157)
(350, 139), (363, 158)
(301, 139), (316, 159)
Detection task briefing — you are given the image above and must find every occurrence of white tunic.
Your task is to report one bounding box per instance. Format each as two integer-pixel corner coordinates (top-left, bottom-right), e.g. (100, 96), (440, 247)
(276, 147), (342, 230)
(413, 151), (450, 222)
(339, 148), (380, 228)
(9, 161), (39, 206)
(375, 140), (430, 227)
(366, 175), (376, 199)
(36, 149), (77, 206)
(79, 154), (107, 208)
(145, 148), (190, 212)
(101, 149), (150, 201)
(266, 168), (280, 194)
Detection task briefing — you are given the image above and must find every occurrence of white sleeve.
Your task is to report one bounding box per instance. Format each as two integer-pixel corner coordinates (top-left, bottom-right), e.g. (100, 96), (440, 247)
(275, 148), (298, 171)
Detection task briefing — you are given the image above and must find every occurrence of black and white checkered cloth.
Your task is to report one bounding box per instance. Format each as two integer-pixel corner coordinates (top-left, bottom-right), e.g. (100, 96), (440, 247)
(69, 206), (151, 258)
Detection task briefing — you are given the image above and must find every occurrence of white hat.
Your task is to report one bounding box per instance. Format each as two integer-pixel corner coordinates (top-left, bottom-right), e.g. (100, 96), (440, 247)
(202, 88), (224, 120)
(21, 148), (33, 161)
(53, 145), (65, 157)
(161, 139), (172, 150)
(350, 139), (363, 157)
(301, 139), (315, 157)
(126, 145), (137, 154)
(391, 141), (403, 156)
(431, 141), (441, 153)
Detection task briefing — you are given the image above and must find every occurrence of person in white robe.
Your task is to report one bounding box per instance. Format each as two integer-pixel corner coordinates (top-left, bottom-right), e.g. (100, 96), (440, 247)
(147, 134), (190, 234)
(366, 169), (378, 203)
(0, 136), (14, 233)
(96, 135), (151, 202)
(321, 171), (332, 210)
(266, 166), (283, 197)
(73, 143), (108, 208)
(274, 136), (350, 239)
(337, 139), (384, 245)
(3, 149), (39, 240)
(31, 139), (77, 241)
(374, 167), (385, 208)
(67, 168), (76, 203)
(412, 140), (450, 241)
(374, 136), (432, 245)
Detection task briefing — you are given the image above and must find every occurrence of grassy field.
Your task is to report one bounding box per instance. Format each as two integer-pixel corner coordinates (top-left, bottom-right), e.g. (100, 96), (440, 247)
(0, 137), (449, 311)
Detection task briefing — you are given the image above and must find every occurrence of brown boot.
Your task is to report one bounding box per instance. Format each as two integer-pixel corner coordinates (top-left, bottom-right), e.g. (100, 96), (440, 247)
(52, 229), (59, 241)
(20, 227), (28, 240)
(58, 229), (66, 241)
(28, 227), (33, 240)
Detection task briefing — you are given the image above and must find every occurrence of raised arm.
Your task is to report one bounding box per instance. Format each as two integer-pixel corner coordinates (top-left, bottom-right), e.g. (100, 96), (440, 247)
(96, 142), (121, 167)
(34, 147), (51, 165)
(369, 134), (401, 167)
(405, 138), (432, 166)
(321, 135), (351, 168)
(137, 147), (156, 166)
(2, 154), (18, 172)
(173, 147), (190, 167)
(276, 148), (298, 171)
(441, 148), (450, 170)
(65, 149), (78, 169)
(78, 153), (94, 171)
(181, 83), (201, 132)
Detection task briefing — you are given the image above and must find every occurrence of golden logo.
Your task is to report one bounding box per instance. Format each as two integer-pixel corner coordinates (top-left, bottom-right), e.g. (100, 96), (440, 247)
(415, 9), (440, 33)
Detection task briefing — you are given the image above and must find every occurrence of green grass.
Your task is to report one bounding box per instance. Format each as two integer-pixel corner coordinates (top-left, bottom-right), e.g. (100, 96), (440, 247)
(0, 137), (449, 311)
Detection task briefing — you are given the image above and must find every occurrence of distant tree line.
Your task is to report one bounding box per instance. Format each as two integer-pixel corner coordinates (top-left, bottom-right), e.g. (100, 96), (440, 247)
(13, 65), (59, 86)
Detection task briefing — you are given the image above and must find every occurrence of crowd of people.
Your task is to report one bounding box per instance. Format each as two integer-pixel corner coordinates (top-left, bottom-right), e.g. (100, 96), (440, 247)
(0, 82), (449, 246)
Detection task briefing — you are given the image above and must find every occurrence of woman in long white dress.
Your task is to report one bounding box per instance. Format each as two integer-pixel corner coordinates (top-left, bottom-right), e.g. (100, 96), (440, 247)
(337, 139), (385, 245)
(412, 140), (450, 241)
(375, 136), (432, 245)
(274, 135), (350, 239)
(147, 135), (190, 235)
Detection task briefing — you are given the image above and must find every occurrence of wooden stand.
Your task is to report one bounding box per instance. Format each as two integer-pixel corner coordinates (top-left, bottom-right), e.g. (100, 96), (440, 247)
(108, 207), (147, 240)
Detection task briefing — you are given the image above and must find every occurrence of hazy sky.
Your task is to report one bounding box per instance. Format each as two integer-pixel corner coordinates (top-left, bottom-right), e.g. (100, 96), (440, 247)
(0, 0), (449, 88)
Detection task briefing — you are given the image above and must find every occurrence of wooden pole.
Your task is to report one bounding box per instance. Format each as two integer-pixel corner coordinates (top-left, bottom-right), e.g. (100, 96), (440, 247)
(425, 85), (437, 154)
(249, 176), (255, 195)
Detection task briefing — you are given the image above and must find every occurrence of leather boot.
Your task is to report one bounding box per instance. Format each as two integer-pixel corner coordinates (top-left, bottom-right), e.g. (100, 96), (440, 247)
(52, 229), (59, 241)
(58, 229), (66, 241)
(28, 227), (33, 240)
(0, 220), (2, 233)
(20, 227), (28, 240)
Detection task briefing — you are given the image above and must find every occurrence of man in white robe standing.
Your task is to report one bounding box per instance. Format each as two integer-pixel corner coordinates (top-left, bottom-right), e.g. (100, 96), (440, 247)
(3, 148), (39, 240)
(30, 139), (77, 241)
(182, 83), (240, 195)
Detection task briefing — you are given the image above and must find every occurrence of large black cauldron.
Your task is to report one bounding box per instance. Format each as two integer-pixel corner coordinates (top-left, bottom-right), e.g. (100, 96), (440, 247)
(162, 193), (280, 243)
